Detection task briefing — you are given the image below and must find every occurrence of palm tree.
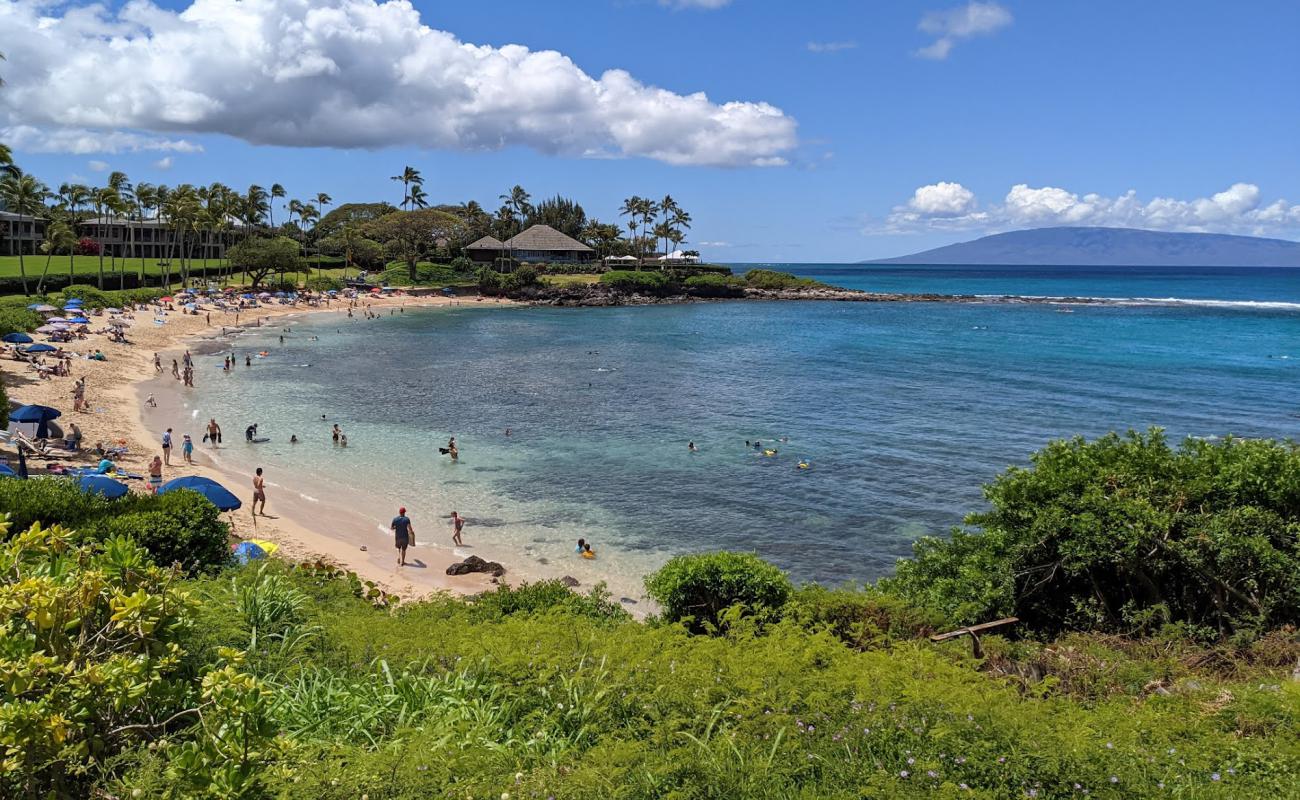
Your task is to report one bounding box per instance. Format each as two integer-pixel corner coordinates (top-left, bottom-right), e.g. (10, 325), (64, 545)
(625, 220), (640, 268)
(58, 183), (91, 283)
(89, 186), (123, 289)
(269, 183), (286, 229)
(658, 195), (680, 257)
(406, 185), (428, 210)
(134, 183), (158, 282)
(670, 208), (692, 256)
(0, 142), (16, 177)
(619, 196), (650, 267)
(0, 172), (50, 294)
(391, 166), (422, 211)
(37, 218), (74, 294)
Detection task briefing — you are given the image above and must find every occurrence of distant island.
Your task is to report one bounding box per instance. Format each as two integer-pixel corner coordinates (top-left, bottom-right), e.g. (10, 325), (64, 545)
(867, 226), (1300, 267)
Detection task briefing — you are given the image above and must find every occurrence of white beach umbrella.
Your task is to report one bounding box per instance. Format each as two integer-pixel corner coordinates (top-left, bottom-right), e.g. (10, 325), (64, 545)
(108, 319), (131, 328)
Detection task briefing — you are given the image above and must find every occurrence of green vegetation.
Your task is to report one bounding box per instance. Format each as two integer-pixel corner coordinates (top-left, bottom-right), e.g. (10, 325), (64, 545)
(884, 430), (1300, 637)
(743, 268), (823, 290)
(0, 478), (229, 573)
(599, 269), (672, 294)
(646, 551), (793, 632)
(4, 430), (1299, 798)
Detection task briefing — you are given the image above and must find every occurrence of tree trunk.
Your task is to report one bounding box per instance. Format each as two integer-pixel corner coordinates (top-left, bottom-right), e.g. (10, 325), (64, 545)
(16, 214), (30, 295)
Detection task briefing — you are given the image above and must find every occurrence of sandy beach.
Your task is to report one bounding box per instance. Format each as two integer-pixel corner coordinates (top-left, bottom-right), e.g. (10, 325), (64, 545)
(2, 291), (525, 602)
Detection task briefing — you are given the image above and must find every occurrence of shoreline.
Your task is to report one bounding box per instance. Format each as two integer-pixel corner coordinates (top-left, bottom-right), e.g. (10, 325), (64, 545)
(4, 293), (525, 604)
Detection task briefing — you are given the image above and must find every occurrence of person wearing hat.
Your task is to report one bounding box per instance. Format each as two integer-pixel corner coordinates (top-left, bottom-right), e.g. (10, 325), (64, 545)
(391, 507), (415, 566)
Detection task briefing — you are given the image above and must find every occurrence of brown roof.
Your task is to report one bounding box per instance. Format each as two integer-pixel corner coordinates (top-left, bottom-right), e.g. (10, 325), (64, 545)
(465, 235), (506, 250)
(504, 224), (593, 252)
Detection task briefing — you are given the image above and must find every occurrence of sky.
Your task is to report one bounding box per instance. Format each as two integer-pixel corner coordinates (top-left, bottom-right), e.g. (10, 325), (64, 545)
(1, 0), (1298, 262)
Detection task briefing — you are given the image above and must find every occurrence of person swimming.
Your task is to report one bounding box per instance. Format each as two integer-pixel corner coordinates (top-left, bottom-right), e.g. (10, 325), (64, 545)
(290, 435), (299, 444)
(575, 538), (586, 553)
(581, 543), (596, 559)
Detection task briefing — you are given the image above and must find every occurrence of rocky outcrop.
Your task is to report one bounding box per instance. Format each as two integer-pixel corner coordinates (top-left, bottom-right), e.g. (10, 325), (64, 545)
(511, 282), (1115, 307)
(446, 555), (506, 577)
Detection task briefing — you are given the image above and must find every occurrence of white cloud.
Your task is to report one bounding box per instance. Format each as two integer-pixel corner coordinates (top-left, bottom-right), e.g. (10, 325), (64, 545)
(87, 159), (108, 172)
(882, 181), (1300, 236)
(0, 0), (793, 167)
(916, 2), (1012, 60)
(1, 125), (204, 155)
(909, 181), (976, 215)
(807, 41), (857, 53)
(153, 156), (174, 170)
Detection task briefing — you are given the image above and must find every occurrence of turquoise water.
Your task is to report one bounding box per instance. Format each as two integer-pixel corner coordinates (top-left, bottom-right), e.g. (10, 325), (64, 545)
(185, 266), (1300, 587)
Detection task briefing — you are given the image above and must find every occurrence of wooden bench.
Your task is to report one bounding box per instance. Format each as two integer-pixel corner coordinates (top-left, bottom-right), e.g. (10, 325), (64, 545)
(929, 617), (1019, 658)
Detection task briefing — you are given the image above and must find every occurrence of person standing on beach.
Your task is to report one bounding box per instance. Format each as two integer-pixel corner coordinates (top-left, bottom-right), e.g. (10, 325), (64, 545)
(181, 434), (194, 464)
(161, 428), (173, 466)
(183, 350), (193, 369)
(252, 468), (267, 516)
(147, 456), (163, 493)
(171, 359), (180, 379)
(207, 418), (221, 446)
(332, 424), (341, 445)
(245, 354), (251, 367)
(451, 511), (465, 546)
(391, 507), (414, 566)
(154, 353), (161, 372)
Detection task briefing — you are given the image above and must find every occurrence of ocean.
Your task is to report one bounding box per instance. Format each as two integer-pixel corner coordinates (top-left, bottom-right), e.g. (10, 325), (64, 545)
(176, 264), (1300, 591)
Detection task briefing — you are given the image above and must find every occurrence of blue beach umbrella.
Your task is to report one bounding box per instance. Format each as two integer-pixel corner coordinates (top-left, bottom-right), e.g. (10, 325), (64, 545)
(69, 317), (91, 324)
(23, 343), (58, 354)
(78, 474), (129, 499)
(9, 404), (61, 438)
(232, 541), (268, 564)
(0, 463), (18, 478)
(3, 332), (33, 343)
(158, 475), (242, 510)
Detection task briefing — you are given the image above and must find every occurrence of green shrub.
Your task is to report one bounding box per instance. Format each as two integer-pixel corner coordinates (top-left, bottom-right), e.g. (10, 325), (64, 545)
(0, 306), (42, 336)
(684, 273), (745, 297)
(742, 269), (819, 290)
(469, 579), (631, 622)
(645, 551), (793, 632)
(476, 266), (502, 294)
(448, 255), (474, 273)
(501, 264), (539, 293)
(883, 430), (1300, 636)
(304, 275), (343, 292)
(599, 269), (673, 294)
(783, 584), (942, 649)
(0, 479), (229, 572)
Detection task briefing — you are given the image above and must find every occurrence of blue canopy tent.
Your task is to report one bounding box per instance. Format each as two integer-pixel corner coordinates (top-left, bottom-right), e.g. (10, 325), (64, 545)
(3, 332), (33, 344)
(0, 463), (18, 478)
(9, 404), (62, 439)
(78, 474), (129, 499)
(158, 475), (242, 510)
(69, 317), (91, 325)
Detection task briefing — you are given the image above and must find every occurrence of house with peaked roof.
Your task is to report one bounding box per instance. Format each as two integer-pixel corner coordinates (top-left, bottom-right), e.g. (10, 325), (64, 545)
(464, 234), (507, 263)
(504, 224), (595, 264)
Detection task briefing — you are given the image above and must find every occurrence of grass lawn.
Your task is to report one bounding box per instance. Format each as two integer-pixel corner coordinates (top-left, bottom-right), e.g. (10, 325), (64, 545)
(541, 273), (600, 287)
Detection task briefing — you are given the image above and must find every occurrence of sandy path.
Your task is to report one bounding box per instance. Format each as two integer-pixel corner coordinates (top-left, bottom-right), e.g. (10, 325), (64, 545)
(2, 291), (520, 600)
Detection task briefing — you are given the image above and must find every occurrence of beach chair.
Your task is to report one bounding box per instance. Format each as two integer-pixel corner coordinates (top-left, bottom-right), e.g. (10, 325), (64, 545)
(13, 433), (58, 459)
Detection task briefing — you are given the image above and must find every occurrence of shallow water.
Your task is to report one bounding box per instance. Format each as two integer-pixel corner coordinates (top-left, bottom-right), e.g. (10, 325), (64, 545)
(179, 267), (1300, 588)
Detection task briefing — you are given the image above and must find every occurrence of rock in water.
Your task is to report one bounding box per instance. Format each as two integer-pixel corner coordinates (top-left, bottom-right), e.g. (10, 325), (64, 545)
(560, 575), (580, 587)
(446, 554), (506, 577)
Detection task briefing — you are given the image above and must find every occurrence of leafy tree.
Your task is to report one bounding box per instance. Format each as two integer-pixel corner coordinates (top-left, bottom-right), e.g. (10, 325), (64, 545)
(646, 551), (793, 633)
(227, 236), (301, 288)
(313, 202), (398, 241)
(363, 208), (463, 282)
(885, 430), (1300, 636)
(526, 194), (587, 238)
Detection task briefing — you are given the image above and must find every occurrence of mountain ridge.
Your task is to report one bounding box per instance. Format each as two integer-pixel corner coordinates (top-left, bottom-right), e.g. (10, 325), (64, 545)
(866, 226), (1300, 267)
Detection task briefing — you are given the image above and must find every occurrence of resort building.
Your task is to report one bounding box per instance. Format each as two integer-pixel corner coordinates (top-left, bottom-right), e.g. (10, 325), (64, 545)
(77, 216), (244, 260)
(464, 235), (507, 263)
(466, 225), (595, 266)
(0, 210), (47, 256)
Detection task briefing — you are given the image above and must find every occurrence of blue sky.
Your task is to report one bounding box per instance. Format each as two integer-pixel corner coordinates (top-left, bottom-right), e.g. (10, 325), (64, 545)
(2, 0), (1298, 261)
